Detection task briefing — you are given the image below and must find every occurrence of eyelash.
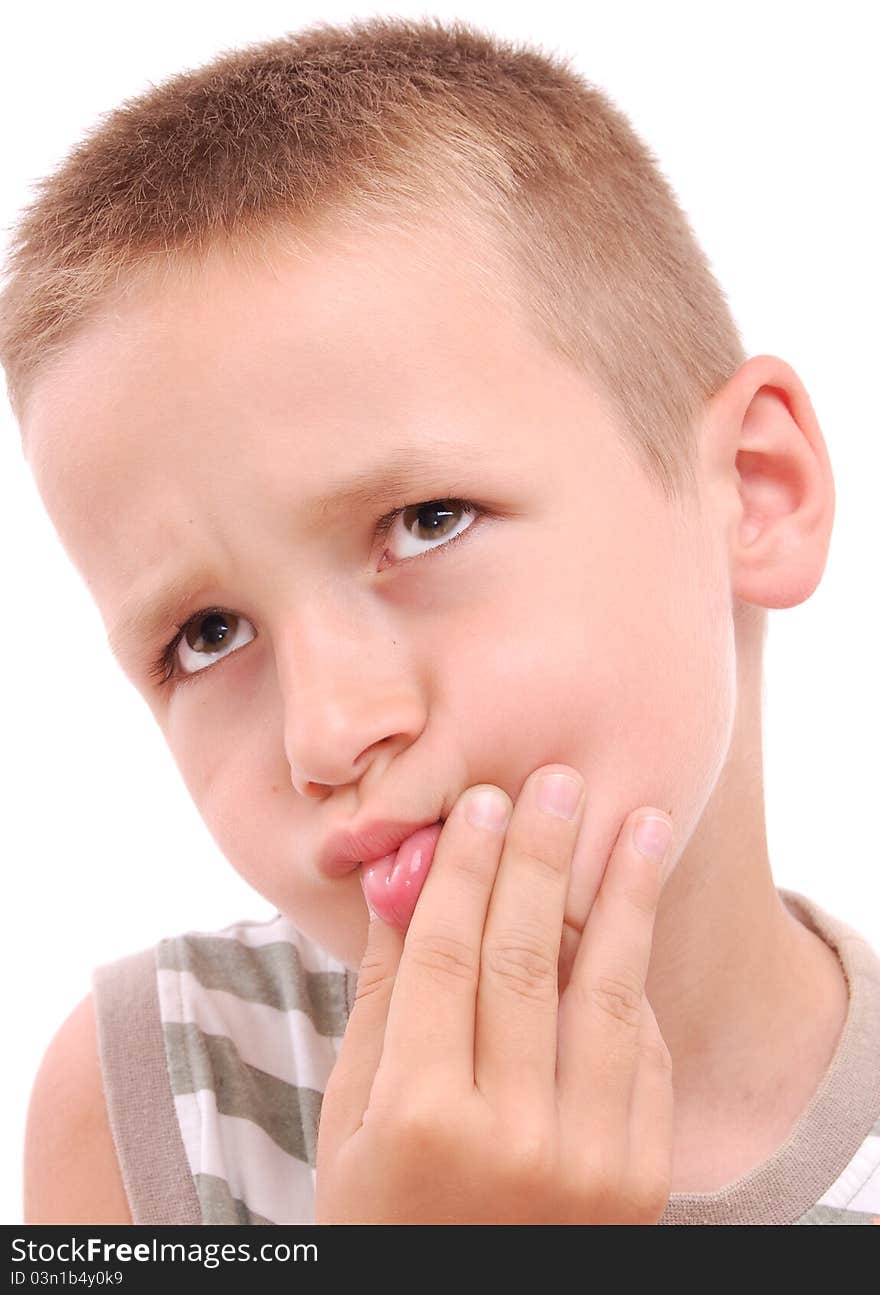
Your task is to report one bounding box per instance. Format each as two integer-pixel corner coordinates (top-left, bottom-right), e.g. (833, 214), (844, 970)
(148, 495), (486, 690)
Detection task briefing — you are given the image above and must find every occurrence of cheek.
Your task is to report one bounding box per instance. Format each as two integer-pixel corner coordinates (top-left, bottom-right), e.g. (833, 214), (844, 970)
(587, 524), (736, 812)
(568, 540), (736, 921)
(168, 706), (271, 882)
(166, 701), (369, 961)
(427, 547), (596, 769)
(437, 520), (734, 789)
(162, 680), (288, 894)
(447, 515), (735, 919)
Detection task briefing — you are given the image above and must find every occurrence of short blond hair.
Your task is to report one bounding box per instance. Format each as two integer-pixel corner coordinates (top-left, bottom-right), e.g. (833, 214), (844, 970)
(0, 14), (745, 502)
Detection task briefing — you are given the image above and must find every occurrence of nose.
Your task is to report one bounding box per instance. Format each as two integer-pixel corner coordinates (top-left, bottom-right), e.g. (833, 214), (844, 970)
(276, 601), (423, 796)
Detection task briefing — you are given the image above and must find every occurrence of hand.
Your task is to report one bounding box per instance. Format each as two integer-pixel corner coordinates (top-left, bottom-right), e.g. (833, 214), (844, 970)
(314, 764), (674, 1224)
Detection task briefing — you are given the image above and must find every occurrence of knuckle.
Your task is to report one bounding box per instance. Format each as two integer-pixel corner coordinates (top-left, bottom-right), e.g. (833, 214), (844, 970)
(515, 839), (569, 882)
(352, 949), (396, 1005)
(569, 1155), (619, 1210)
(590, 970), (644, 1029)
(484, 928), (558, 1001)
(389, 1094), (446, 1154)
(407, 927), (478, 988)
(449, 838), (497, 889)
(629, 1174), (671, 1223)
(506, 1124), (556, 1184)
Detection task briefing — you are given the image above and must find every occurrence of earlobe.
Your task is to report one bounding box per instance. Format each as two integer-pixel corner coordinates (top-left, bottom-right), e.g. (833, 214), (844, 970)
(740, 515), (762, 547)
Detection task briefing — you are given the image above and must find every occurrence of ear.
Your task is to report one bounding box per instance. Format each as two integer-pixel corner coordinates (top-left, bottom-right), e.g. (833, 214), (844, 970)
(701, 354), (836, 610)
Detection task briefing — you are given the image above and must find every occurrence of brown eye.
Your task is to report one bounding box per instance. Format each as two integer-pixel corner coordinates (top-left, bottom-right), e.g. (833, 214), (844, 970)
(382, 499), (479, 563)
(404, 501), (460, 539)
(175, 610), (256, 677)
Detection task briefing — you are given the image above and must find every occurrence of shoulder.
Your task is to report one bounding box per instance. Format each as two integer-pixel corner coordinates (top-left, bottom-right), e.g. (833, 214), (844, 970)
(24, 991), (132, 1224)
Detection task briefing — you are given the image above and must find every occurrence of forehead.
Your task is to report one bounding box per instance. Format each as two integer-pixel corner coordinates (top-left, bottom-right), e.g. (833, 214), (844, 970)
(20, 214), (620, 645)
(24, 212), (537, 483)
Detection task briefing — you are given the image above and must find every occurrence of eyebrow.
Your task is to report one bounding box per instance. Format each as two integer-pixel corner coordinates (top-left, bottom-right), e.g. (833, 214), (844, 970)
(106, 441), (483, 669)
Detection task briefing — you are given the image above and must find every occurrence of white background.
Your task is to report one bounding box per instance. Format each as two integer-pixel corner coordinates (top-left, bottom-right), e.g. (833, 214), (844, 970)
(1, 0), (877, 1224)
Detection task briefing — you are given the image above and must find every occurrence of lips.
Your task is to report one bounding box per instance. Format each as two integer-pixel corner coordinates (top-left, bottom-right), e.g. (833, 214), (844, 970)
(318, 815), (446, 878)
(360, 821), (445, 928)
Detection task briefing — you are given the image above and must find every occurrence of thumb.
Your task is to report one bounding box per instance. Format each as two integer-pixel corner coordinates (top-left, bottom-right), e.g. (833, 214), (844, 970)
(319, 876), (406, 1151)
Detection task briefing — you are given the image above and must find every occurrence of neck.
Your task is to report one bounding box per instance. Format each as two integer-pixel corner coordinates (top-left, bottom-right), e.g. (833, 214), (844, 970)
(647, 652), (849, 1191)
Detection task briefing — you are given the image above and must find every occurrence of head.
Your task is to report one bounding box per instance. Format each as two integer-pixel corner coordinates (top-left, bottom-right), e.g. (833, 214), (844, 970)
(2, 17), (833, 970)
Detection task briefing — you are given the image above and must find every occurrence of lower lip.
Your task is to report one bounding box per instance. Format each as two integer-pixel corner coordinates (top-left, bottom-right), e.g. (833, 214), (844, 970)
(360, 821), (444, 928)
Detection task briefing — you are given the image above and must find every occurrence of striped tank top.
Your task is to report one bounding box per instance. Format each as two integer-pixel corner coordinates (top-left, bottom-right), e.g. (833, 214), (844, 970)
(92, 887), (880, 1225)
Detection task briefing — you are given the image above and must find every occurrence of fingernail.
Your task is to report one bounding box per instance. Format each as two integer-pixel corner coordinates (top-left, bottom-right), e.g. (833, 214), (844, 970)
(465, 787), (511, 831)
(633, 815), (672, 862)
(537, 772), (582, 820)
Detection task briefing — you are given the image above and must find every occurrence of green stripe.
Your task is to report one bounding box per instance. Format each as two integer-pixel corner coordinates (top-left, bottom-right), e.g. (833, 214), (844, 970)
(194, 1171), (277, 1225)
(157, 934), (352, 1035)
(163, 1021), (323, 1165)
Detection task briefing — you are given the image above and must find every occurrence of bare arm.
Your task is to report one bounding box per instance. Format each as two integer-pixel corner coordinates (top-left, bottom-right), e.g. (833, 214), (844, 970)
(24, 991), (133, 1224)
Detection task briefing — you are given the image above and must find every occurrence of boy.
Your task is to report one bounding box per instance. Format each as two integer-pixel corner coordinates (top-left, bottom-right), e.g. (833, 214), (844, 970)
(3, 16), (878, 1224)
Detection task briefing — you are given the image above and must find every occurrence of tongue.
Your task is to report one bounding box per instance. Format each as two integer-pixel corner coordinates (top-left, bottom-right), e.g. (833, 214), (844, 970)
(360, 821), (444, 929)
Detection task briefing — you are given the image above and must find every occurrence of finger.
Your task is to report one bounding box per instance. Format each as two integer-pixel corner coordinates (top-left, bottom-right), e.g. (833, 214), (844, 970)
(557, 920), (581, 999)
(475, 765), (585, 1108)
(378, 784), (512, 1091)
(317, 888), (405, 1152)
(556, 809), (671, 1137)
(627, 996), (674, 1207)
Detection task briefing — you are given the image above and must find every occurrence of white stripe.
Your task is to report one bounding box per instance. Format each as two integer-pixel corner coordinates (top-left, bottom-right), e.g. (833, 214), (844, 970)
(172, 912), (354, 975)
(817, 1133), (880, 1209)
(157, 967), (344, 1088)
(172, 1089), (316, 1224)
(847, 1147), (880, 1213)
(172, 1085), (204, 1179)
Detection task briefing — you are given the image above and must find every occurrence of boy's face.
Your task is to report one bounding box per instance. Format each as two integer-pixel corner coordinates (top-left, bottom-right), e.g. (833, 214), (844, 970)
(23, 217), (737, 971)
